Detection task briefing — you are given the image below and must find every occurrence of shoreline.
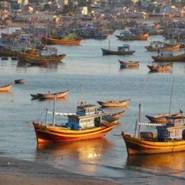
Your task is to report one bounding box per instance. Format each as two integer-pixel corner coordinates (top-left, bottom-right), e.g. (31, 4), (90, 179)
(0, 156), (121, 185)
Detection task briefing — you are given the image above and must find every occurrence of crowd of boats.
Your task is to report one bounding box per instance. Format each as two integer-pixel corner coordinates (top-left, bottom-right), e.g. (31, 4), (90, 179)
(2, 77), (185, 157)
(1, 16), (185, 160)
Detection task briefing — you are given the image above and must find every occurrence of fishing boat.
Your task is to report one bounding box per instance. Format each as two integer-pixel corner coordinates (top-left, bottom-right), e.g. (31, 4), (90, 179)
(116, 32), (149, 41)
(18, 52), (65, 64)
(119, 60), (139, 69)
(97, 99), (130, 108)
(0, 84), (12, 92)
(152, 51), (185, 62)
(122, 104), (185, 155)
(33, 102), (119, 145)
(42, 37), (81, 46)
(102, 44), (135, 56)
(31, 90), (69, 100)
(145, 111), (183, 124)
(145, 41), (181, 52)
(147, 63), (172, 73)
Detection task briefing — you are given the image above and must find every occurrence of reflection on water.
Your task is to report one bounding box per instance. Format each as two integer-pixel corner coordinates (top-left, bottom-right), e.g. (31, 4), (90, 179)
(16, 61), (62, 70)
(35, 139), (113, 174)
(127, 152), (185, 174)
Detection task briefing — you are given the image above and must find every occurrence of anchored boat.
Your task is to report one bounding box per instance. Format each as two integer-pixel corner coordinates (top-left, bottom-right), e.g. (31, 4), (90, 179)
(42, 37), (81, 46)
(33, 101), (119, 145)
(101, 44), (135, 56)
(147, 63), (172, 73)
(97, 99), (130, 108)
(122, 104), (185, 155)
(31, 90), (69, 100)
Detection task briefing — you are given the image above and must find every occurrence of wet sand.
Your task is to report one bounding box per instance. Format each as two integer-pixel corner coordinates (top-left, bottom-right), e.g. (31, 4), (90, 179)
(0, 157), (120, 185)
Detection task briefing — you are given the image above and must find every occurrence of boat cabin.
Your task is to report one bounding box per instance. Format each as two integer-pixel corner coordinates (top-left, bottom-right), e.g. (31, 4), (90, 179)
(150, 41), (164, 48)
(158, 51), (173, 57)
(118, 44), (130, 52)
(76, 102), (97, 116)
(157, 117), (185, 141)
(66, 103), (102, 130)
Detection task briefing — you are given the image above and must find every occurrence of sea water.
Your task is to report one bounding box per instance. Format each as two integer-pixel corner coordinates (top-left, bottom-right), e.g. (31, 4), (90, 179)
(1, 30), (185, 184)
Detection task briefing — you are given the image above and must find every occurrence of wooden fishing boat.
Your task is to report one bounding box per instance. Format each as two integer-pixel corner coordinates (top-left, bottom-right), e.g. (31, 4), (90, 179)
(102, 44), (135, 56)
(122, 131), (185, 155)
(145, 111), (183, 124)
(145, 41), (181, 52)
(42, 37), (81, 46)
(152, 52), (185, 62)
(0, 84), (12, 92)
(147, 63), (172, 73)
(119, 60), (139, 69)
(33, 102), (119, 144)
(116, 33), (149, 41)
(122, 105), (185, 155)
(97, 99), (130, 108)
(31, 90), (69, 100)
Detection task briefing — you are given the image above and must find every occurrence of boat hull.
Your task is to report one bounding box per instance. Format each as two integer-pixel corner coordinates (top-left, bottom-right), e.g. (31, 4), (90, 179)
(18, 53), (66, 63)
(42, 37), (81, 45)
(145, 44), (181, 52)
(0, 84), (12, 92)
(97, 100), (129, 108)
(147, 64), (172, 73)
(116, 34), (148, 41)
(33, 122), (118, 144)
(119, 60), (139, 69)
(122, 132), (185, 155)
(31, 90), (69, 100)
(152, 54), (185, 62)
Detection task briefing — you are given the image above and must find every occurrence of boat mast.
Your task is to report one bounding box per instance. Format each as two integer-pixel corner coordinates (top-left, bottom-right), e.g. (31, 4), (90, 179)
(108, 39), (110, 49)
(45, 108), (48, 124)
(137, 103), (141, 137)
(52, 95), (57, 125)
(169, 77), (174, 114)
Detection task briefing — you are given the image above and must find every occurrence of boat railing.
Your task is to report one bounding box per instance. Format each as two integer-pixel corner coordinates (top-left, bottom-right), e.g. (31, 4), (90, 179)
(138, 122), (165, 127)
(47, 111), (76, 116)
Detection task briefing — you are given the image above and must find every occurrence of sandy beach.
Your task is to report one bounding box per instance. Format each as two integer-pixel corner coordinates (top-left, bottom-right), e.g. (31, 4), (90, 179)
(0, 156), (121, 185)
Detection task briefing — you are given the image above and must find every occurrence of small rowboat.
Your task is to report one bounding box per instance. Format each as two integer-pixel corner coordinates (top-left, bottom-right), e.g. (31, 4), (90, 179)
(97, 99), (130, 108)
(119, 60), (139, 69)
(31, 90), (69, 100)
(0, 84), (12, 92)
(147, 63), (172, 73)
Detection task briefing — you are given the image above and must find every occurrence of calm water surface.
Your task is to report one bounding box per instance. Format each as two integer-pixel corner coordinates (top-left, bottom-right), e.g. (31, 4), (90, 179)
(1, 29), (185, 184)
